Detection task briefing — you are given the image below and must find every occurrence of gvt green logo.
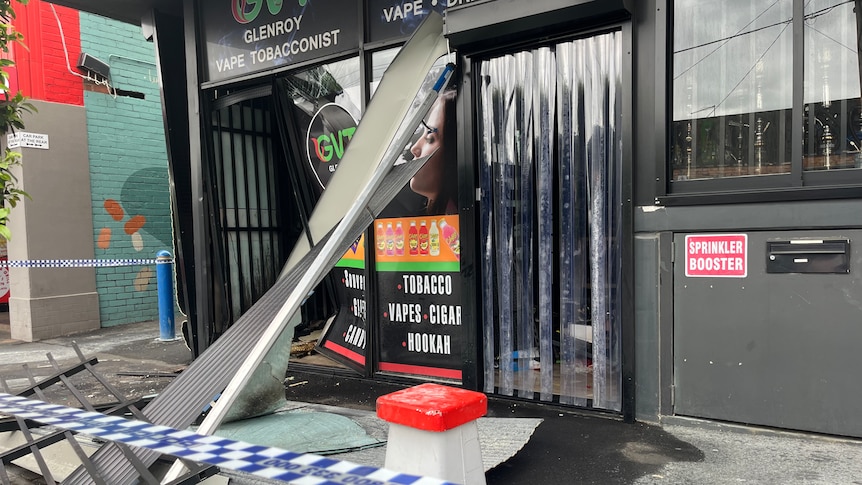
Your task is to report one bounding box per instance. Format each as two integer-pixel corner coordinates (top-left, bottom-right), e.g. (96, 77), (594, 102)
(306, 103), (357, 188)
(232, 0), (307, 24)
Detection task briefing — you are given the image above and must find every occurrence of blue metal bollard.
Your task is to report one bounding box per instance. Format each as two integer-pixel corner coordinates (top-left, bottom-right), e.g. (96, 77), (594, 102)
(156, 250), (176, 341)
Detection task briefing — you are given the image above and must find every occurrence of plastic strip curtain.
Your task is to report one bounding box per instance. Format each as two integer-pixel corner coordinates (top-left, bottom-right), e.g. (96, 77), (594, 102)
(575, 32), (622, 411)
(515, 50), (537, 399)
(480, 54), (510, 395)
(480, 32), (622, 410)
(535, 47), (556, 402)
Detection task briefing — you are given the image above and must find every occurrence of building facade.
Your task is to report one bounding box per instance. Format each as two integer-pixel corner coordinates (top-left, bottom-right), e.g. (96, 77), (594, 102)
(47, 0), (862, 438)
(80, 12), (174, 327)
(5, 0), (173, 339)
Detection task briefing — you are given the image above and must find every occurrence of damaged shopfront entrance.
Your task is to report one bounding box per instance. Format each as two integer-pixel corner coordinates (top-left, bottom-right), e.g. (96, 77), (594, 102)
(204, 56), (364, 345)
(477, 31), (626, 411)
(202, 21), (468, 384)
(199, 2), (633, 416)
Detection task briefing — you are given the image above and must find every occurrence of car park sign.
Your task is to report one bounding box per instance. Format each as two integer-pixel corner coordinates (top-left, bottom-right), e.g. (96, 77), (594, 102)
(685, 234), (747, 278)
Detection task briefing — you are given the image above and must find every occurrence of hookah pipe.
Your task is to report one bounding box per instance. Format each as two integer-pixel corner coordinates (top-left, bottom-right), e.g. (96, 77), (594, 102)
(813, 118), (833, 170)
(754, 118), (770, 174)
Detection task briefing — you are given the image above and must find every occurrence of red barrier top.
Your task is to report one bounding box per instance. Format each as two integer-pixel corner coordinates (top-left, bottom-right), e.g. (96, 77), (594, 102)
(376, 383), (487, 432)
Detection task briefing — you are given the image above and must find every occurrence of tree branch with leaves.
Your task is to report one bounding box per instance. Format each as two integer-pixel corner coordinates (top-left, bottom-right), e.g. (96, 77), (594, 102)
(0, 0), (35, 240)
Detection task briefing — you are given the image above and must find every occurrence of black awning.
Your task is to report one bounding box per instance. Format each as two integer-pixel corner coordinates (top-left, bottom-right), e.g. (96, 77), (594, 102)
(445, 0), (634, 51)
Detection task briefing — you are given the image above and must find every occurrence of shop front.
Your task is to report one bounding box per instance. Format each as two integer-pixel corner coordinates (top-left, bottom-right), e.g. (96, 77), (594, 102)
(45, 0), (862, 438)
(173, 0), (636, 418)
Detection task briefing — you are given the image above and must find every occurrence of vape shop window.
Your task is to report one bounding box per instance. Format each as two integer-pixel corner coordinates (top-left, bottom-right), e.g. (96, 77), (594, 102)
(670, 0), (862, 186)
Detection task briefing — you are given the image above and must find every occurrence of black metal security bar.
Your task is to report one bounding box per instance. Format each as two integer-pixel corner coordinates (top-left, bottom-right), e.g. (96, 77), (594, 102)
(211, 96), (285, 327)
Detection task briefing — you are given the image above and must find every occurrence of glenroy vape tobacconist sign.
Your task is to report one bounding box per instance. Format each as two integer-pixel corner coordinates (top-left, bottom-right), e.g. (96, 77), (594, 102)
(203, 0), (494, 83)
(685, 234), (748, 278)
(201, 0), (359, 83)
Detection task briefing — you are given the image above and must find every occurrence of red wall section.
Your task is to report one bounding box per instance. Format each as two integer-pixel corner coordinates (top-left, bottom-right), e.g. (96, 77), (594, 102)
(41, 3), (83, 105)
(11, 0), (83, 106)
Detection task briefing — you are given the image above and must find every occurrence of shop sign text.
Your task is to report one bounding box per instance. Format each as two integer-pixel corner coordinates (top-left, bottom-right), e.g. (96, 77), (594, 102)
(203, 0), (358, 83)
(685, 234), (748, 278)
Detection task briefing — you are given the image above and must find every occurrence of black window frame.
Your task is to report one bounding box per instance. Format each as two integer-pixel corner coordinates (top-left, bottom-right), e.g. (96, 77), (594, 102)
(656, 0), (862, 206)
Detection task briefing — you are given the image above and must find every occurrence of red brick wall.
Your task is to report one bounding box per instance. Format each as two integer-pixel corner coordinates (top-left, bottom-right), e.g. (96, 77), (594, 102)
(9, 0), (83, 106)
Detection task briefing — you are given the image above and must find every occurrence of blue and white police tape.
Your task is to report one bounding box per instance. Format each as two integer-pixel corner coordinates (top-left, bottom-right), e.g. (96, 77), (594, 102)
(0, 393), (456, 485)
(0, 258), (164, 268)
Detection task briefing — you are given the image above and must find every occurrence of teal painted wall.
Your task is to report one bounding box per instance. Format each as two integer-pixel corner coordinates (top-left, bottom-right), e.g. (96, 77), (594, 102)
(80, 13), (173, 327)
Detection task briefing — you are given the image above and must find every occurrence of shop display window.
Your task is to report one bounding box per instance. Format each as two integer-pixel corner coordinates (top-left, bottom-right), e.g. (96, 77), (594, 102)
(280, 57), (362, 191)
(670, 0), (862, 188)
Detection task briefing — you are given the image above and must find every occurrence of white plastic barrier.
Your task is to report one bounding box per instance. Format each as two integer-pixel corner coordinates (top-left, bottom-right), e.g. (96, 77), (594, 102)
(377, 383), (487, 485)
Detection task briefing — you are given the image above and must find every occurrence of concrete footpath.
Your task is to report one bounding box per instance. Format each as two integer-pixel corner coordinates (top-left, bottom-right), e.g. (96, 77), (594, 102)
(2, 320), (862, 484)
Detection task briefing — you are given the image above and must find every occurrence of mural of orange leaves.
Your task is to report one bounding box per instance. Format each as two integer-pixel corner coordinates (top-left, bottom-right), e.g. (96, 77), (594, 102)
(99, 199), (147, 252)
(97, 227), (112, 249)
(124, 215), (146, 235)
(104, 199), (124, 221)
